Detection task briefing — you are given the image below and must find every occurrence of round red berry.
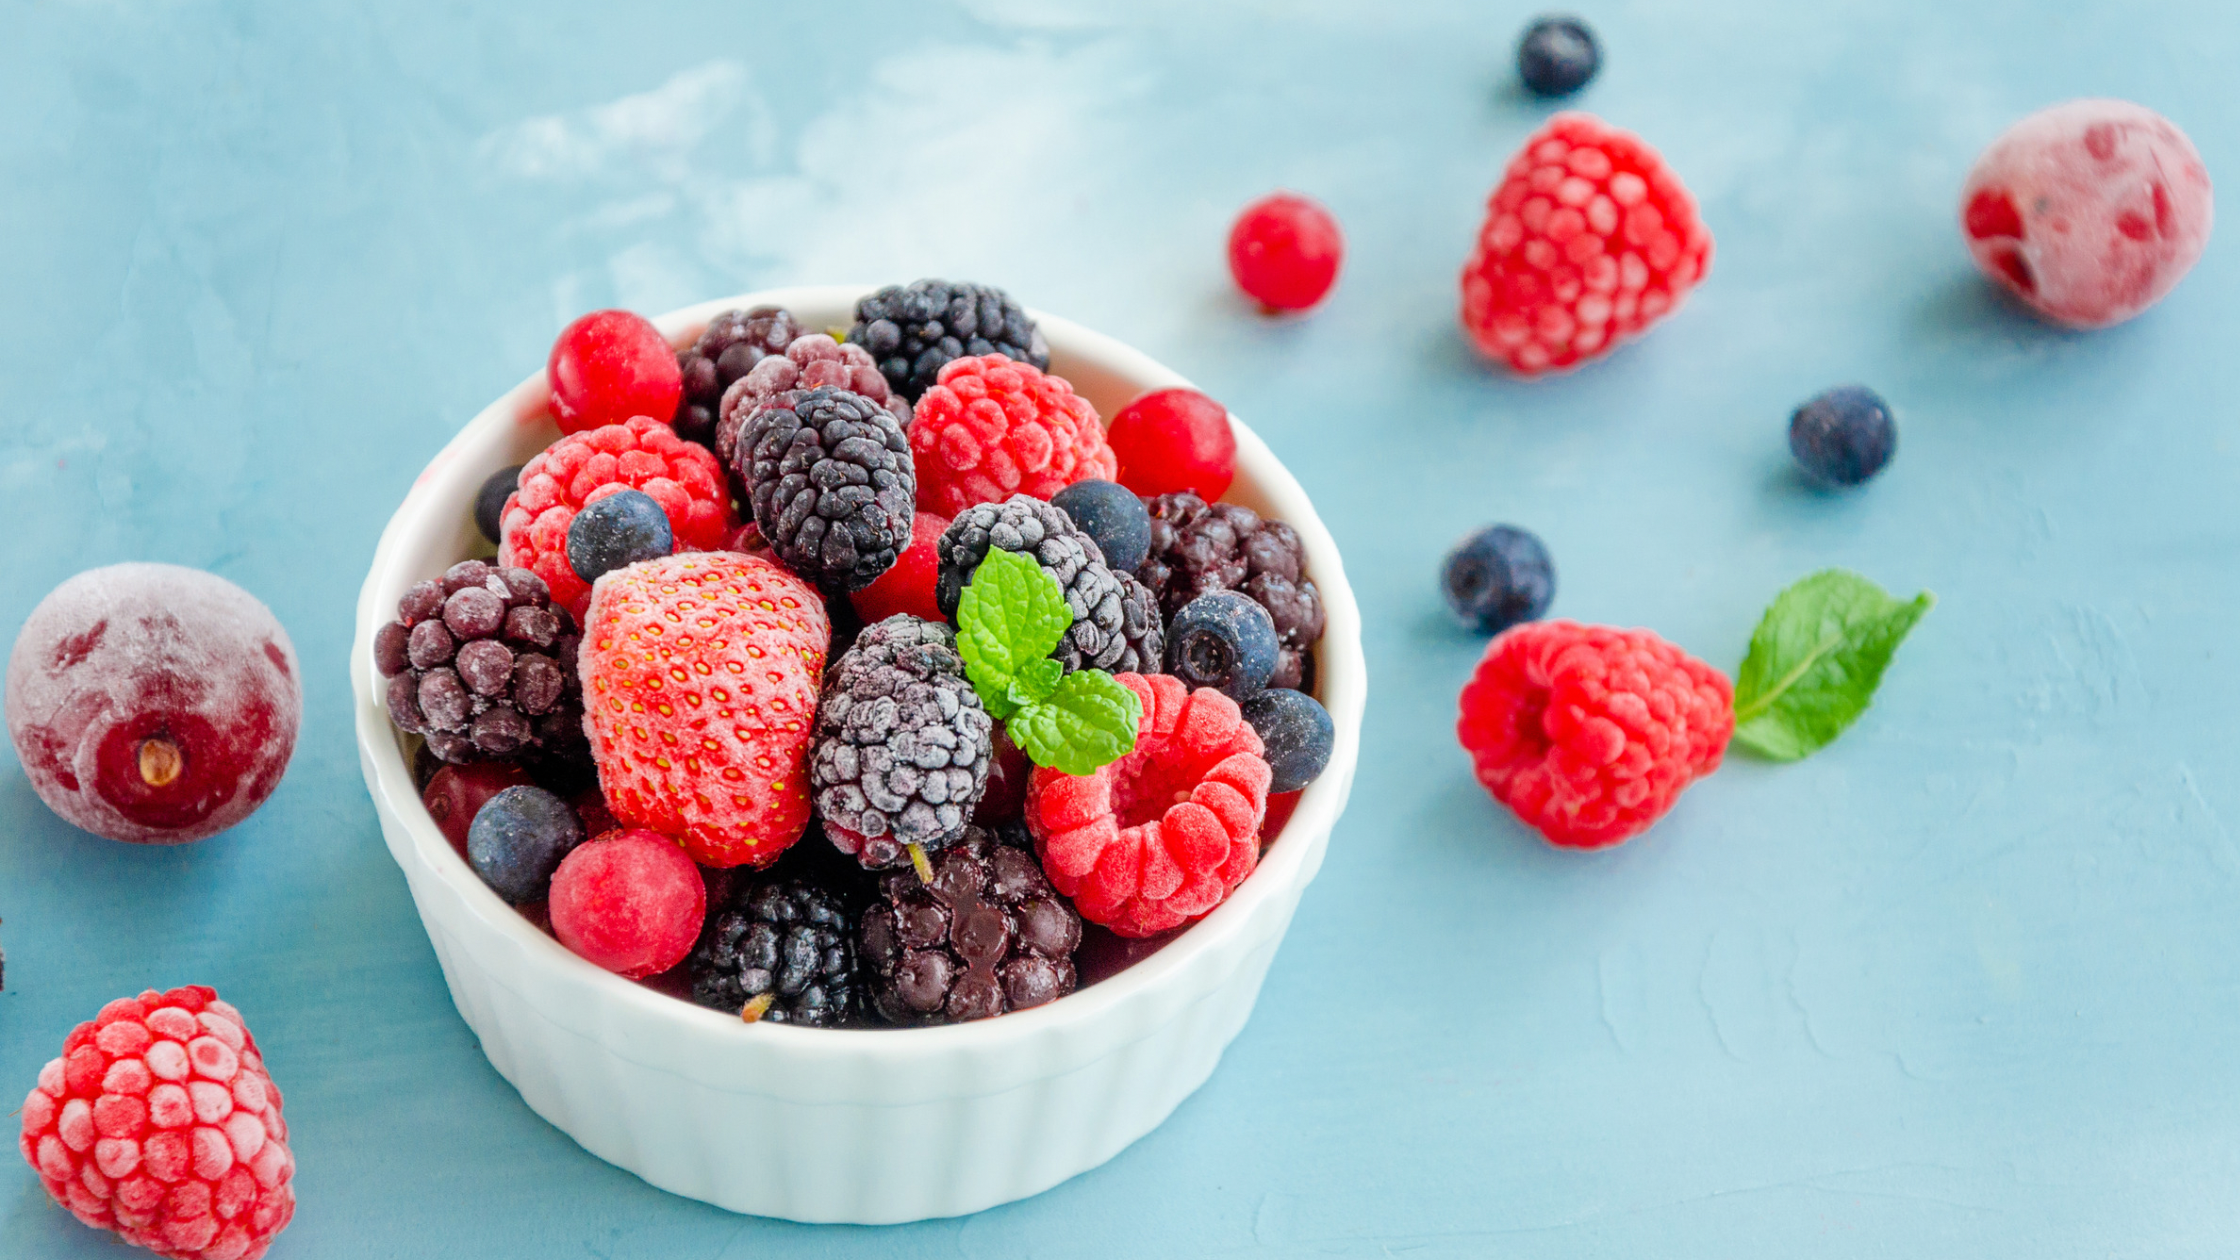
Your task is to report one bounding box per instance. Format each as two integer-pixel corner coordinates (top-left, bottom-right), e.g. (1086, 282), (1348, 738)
(549, 829), (708, 979)
(847, 511), (949, 625)
(1228, 192), (1344, 312)
(547, 310), (684, 437)
(909, 355), (1116, 517)
(1457, 620), (1731, 849)
(1106, 388), (1237, 501)
(422, 761), (535, 860)
(972, 724), (1031, 827)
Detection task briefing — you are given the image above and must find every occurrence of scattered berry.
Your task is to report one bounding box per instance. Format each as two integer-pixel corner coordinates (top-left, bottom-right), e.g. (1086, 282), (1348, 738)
(1788, 386), (1896, 487)
(1027, 673), (1271, 937)
(498, 415), (735, 620)
(1960, 98), (2213, 328)
(860, 829), (1082, 1024)
(712, 333), (907, 473)
(473, 465), (523, 546)
(1441, 524), (1557, 633)
(1460, 112), (1712, 374)
(674, 306), (805, 449)
(1239, 688), (1335, 794)
(548, 829), (707, 979)
(374, 560), (587, 771)
(972, 725), (1032, 827)
(909, 355), (1117, 517)
(850, 280), (1050, 402)
(547, 310), (683, 436)
(1457, 620), (1732, 849)
(1051, 479), (1153, 573)
(19, 985), (295, 1260)
(422, 761), (535, 859)
(466, 784), (585, 904)
(1517, 15), (1600, 96)
(691, 878), (861, 1025)
(936, 496), (1164, 674)
(811, 616), (993, 870)
(1227, 193), (1344, 312)
(1105, 389), (1237, 502)
(848, 511), (949, 625)
(6, 564), (301, 846)
(1139, 493), (1324, 690)
(581, 552), (831, 869)
(1165, 591), (1279, 700)
(736, 387), (916, 593)
(566, 489), (673, 585)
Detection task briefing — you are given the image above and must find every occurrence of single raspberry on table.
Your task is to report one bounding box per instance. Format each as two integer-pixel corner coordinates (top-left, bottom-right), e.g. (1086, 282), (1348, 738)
(19, 986), (295, 1260)
(1457, 620), (1732, 849)
(1460, 112), (1712, 374)
(1138, 493), (1324, 691)
(860, 828), (1083, 1024)
(373, 560), (586, 771)
(712, 333), (908, 473)
(909, 355), (1117, 518)
(581, 551), (831, 869)
(811, 616), (993, 870)
(673, 306), (805, 449)
(1026, 673), (1272, 938)
(498, 416), (735, 621)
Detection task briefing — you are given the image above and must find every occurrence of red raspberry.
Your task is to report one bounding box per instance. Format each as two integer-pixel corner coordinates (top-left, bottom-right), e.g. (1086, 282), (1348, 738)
(1457, 621), (1732, 849)
(1025, 673), (1272, 938)
(547, 310), (683, 436)
(1107, 388), (1237, 501)
(847, 510), (949, 625)
(1228, 192), (1344, 312)
(1460, 112), (1712, 374)
(19, 986), (295, 1260)
(909, 355), (1117, 517)
(549, 828), (708, 978)
(498, 416), (735, 621)
(581, 552), (831, 869)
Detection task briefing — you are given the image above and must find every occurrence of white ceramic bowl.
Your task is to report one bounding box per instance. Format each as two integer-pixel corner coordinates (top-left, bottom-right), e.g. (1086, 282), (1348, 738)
(350, 287), (1365, 1224)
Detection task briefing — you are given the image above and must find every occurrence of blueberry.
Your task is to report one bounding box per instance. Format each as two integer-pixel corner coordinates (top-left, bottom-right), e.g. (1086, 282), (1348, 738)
(1051, 479), (1151, 574)
(567, 488), (673, 584)
(1441, 524), (1556, 634)
(1517, 15), (1600, 97)
(466, 785), (584, 904)
(474, 464), (524, 546)
(1240, 688), (1335, 794)
(1164, 591), (1278, 700)
(1788, 385), (1896, 487)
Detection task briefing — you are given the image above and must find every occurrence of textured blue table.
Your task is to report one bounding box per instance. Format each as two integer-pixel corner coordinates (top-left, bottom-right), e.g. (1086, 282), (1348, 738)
(5, 1), (2238, 1255)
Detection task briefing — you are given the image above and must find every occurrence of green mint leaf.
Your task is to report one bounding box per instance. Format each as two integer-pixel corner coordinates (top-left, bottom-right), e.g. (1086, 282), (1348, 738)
(1006, 658), (1063, 709)
(1732, 569), (1933, 761)
(955, 548), (1073, 717)
(1008, 669), (1143, 776)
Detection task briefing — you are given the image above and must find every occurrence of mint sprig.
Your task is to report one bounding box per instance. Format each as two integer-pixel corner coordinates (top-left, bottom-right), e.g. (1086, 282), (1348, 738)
(957, 548), (1141, 773)
(1732, 569), (1933, 761)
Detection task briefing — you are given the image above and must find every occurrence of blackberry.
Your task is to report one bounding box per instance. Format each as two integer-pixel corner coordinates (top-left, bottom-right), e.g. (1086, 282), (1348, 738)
(690, 878), (862, 1026)
(374, 559), (588, 769)
(811, 616), (993, 871)
(860, 829), (1082, 1025)
(712, 333), (909, 474)
(1789, 385), (1896, 487)
(735, 387), (916, 592)
(673, 306), (805, 449)
(1517, 15), (1601, 97)
(935, 495), (1164, 673)
(850, 279), (1050, 402)
(1138, 493), (1325, 690)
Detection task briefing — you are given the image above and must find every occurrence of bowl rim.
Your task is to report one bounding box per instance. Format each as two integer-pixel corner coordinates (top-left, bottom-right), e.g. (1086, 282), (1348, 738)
(351, 285), (1367, 1064)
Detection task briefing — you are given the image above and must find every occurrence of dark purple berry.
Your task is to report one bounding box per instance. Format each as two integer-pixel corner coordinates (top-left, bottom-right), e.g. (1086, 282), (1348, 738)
(474, 464), (523, 545)
(1165, 590), (1279, 700)
(1518, 15), (1600, 97)
(1239, 688), (1335, 793)
(466, 785), (584, 903)
(1441, 524), (1556, 634)
(1052, 479), (1152, 573)
(566, 488), (673, 584)
(1789, 386), (1896, 487)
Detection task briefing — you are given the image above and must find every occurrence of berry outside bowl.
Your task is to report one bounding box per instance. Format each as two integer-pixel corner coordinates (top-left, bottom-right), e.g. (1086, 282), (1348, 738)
(350, 286), (1366, 1224)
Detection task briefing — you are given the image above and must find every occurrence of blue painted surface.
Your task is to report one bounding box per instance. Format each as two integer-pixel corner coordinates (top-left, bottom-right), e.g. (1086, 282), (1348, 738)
(4, 1), (2237, 1254)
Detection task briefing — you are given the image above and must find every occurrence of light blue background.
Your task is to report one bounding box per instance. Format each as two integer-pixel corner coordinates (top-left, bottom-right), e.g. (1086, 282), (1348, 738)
(4, 1), (2237, 1255)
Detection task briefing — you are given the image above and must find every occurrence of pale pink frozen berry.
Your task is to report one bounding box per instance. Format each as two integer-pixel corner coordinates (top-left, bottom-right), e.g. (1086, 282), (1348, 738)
(1960, 98), (2213, 328)
(548, 829), (707, 979)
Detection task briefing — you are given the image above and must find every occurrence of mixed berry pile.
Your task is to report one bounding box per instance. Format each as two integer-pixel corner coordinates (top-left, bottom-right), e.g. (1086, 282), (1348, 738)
(374, 281), (1338, 1029)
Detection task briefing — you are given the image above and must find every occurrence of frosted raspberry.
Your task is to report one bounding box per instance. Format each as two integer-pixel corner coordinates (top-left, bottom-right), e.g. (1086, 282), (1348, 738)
(18, 986), (295, 1260)
(580, 552), (831, 869)
(909, 355), (1117, 517)
(1457, 620), (1732, 849)
(498, 417), (736, 621)
(1460, 112), (1712, 374)
(1025, 673), (1272, 938)
(1960, 98), (2213, 329)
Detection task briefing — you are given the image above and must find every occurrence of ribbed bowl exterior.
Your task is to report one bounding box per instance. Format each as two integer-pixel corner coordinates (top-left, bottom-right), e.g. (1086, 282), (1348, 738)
(351, 287), (1365, 1223)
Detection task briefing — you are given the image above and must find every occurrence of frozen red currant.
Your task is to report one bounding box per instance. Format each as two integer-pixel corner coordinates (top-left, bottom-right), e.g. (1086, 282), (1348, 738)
(847, 510), (949, 625)
(1107, 387), (1237, 501)
(6, 564), (301, 845)
(1227, 192), (1344, 312)
(548, 829), (707, 978)
(546, 310), (684, 436)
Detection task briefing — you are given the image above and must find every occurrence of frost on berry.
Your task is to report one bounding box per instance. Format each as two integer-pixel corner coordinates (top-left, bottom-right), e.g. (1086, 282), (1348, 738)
(908, 356), (1117, 517)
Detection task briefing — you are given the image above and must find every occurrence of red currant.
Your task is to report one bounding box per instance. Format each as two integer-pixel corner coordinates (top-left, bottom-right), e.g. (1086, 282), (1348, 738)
(1227, 192), (1343, 312)
(546, 309), (683, 435)
(1106, 387), (1236, 500)
(849, 510), (950, 625)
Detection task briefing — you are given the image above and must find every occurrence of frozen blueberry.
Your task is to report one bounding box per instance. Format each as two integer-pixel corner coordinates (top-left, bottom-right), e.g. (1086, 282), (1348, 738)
(1517, 15), (1600, 97)
(567, 488), (673, 584)
(1051, 479), (1152, 574)
(1240, 688), (1335, 794)
(1441, 524), (1556, 634)
(466, 785), (584, 904)
(1789, 386), (1896, 487)
(1165, 590), (1278, 700)
(474, 464), (524, 546)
